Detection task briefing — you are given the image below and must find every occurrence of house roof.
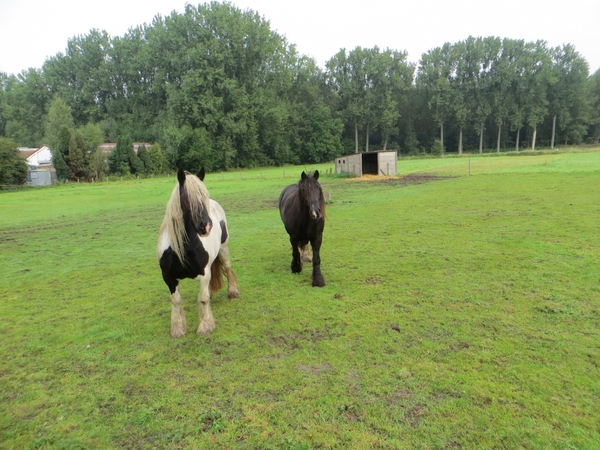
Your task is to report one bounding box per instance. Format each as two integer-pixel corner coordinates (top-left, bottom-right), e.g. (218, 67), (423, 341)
(19, 149), (37, 159)
(19, 145), (49, 161)
(99, 142), (151, 153)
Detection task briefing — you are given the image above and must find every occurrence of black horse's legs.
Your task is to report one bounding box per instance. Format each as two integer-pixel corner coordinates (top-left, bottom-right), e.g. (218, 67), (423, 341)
(310, 235), (325, 287)
(290, 237), (302, 273)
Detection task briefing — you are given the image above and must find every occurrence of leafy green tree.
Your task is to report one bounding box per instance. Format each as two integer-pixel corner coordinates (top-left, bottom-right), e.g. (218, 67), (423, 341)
(0, 137), (27, 185)
(430, 139), (444, 155)
(147, 143), (168, 174)
(53, 127), (73, 180)
(369, 48), (414, 150)
(155, 2), (294, 170)
(136, 144), (152, 174)
(588, 69), (600, 144)
(326, 48), (367, 153)
(91, 147), (108, 180)
(108, 135), (132, 174)
(0, 72), (8, 137)
(44, 95), (75, 152)
(403, 119), (420, 155)
(522, 41), (554, 150)
(78, 123), (104, 154)
(43, 30), (113, 125)
(468, 37), (499, 153)
(163, 126), (216, 172)
(99, 117), (118, 142)
(506, 40), (529, 151)
(283, 54), (333, 165)
(450, 41), (468, 154)
(326, 46), (413, 153)
(490, 39), (520, 152)
(299, 106), (343, 163)
(67, 131), (89, 179)
(548, 44), (590, 147)
(2, 69), (50, 146)
(44, 97), (76, 180)
(418, 43), (454, 151)
(129, 150), (144, 174)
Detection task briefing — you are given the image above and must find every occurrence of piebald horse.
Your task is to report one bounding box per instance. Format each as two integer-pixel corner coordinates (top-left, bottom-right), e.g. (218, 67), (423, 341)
(158, 168), (239, 338)
(279, 170), (326, 287)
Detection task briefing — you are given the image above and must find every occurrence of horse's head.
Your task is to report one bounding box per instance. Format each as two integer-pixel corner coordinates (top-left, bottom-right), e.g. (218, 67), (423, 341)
(299, 170), (324, 220)
(178, 168), (212, 237)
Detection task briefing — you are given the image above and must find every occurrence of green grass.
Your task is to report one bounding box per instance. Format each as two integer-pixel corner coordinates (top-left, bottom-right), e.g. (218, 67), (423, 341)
(1, 149), (600, 449)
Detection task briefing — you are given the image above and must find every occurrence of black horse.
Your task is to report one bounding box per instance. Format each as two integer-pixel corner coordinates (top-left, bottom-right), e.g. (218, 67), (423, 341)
(278, 171), (326, 287)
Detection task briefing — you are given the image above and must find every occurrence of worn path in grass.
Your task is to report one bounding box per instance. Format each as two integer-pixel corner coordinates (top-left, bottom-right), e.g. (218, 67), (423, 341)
(1, 150), (599, 449)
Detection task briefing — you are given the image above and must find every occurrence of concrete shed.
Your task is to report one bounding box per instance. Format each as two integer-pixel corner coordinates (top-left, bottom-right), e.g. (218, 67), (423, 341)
(335, 150), (397, 177)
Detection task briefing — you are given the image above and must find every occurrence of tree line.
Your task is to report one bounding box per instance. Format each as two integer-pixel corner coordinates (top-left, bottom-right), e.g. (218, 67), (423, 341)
(1, 1), (599, 183)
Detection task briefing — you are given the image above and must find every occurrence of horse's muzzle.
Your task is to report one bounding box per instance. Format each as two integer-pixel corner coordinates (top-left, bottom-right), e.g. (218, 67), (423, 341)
(200, 223), (212, 237)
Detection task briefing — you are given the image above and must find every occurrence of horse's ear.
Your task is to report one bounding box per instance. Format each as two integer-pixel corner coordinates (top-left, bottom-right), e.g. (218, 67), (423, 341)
(177, 168), (186, 185)
(314, 170), (319, 181)
(301, 171), (307, 180)
(197, 167), (206, 181)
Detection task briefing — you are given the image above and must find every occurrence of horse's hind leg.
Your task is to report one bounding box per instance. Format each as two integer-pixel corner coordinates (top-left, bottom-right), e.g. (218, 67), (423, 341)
(219, 244), (239, 299)
(300, 243), (312, 263)
(196, 273), (215, 335)
(170, 285), (187, 338)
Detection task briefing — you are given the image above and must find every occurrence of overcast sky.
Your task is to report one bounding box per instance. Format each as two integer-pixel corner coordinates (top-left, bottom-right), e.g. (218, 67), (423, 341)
(1, 0), (599, 76)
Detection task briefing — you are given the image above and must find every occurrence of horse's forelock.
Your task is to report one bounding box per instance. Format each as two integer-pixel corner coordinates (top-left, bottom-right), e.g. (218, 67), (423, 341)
(301, 172), (322, 192)
(298, 172), (326, 219)
(182, 173), (210, 215)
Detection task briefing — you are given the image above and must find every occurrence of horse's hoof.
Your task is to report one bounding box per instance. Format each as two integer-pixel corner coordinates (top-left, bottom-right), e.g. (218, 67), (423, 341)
(312, 275), (325, 287)
(228, 291), (239, 299)
(197, 322), (215, 335)
(171, 328), (186, 338)
(292, 263), (302, 273)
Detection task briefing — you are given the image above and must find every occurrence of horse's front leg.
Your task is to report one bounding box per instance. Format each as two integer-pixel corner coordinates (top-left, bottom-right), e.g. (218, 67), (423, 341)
(196, 272), (215, 335)
(310, 235), (325, 287)
(290, 237), (302, 273)
(170, 285), (187, 338)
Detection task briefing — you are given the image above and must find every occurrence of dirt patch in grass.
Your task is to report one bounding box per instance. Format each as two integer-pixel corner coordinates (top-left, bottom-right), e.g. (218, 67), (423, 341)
(298, 362), (333, 376)
(350, 173), (451, 186)
(269, 325), (346, 348)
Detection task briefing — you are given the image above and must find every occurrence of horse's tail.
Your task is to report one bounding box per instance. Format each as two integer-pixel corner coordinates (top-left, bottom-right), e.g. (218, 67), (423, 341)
(210, 253), (224, 293)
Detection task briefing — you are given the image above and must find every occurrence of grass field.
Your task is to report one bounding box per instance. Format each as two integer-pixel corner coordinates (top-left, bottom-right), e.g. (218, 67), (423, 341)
(1, 149), (600, 449)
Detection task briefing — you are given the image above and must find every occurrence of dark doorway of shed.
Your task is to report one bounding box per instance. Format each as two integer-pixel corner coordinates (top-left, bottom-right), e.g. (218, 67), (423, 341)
(362, 152), (378, 175)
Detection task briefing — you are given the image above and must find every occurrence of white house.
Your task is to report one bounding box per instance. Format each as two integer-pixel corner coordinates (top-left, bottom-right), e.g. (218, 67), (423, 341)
(19, 145), (56, 186)
(19, 145), (53, 168)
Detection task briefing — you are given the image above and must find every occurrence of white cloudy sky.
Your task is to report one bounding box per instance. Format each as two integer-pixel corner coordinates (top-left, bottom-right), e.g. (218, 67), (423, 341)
(0, 0), (598, 76)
